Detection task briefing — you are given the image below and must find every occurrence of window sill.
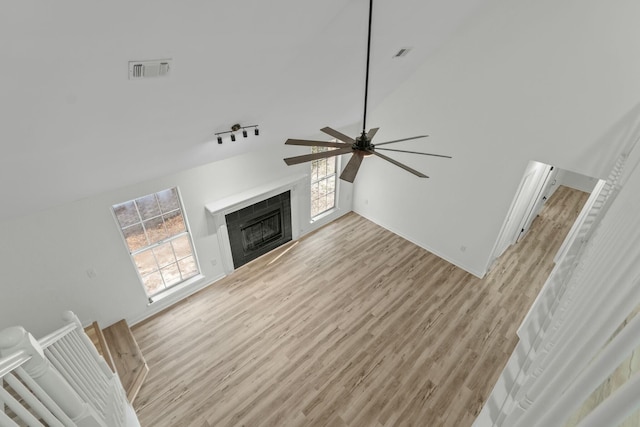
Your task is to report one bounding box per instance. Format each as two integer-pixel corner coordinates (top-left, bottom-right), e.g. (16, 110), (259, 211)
(311, 207), (337, 224)
(147, 274), (205, 305)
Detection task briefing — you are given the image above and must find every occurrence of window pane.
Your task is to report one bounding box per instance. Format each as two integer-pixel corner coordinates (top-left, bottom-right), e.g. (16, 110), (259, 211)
(142, 271), (164, 295)
(164, 210), (186, 235)
(178, 256), (198, 279)
(161, 263), (181, 287)
(123, 224), (148, 252)
(327, 176), (336, 193)
(114, 187), (199, 298)
(144, 217), (168, 244)
(157, 188), (180, 213)
(322, 159), (329, 178)
(310, 144), (337, 219)
(327, 157), (336, 175)
(172, 235), (193, 259)
(327, 192), (335, 210)
(153, 242), (175, 268)
(317, 159), (326, 179)
(311, 199), (320, 217)
(318, 179), (328, 197)
(318, 195), (328, 213)
(133, 249), (157, 277)
(136, 194), (161, 220)
(114, 201), (139, 228)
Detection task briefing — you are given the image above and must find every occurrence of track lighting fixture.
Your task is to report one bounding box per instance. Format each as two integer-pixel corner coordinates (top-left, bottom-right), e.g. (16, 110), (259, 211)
(214, 123), (260, 143)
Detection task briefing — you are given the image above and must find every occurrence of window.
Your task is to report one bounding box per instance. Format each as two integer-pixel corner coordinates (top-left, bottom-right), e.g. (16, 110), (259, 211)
(310, 146), (337, 218)
(113, 187), (199, 298)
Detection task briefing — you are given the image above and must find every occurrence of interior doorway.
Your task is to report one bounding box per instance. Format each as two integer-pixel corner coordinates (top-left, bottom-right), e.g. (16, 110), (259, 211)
(488, 161), (600, 272)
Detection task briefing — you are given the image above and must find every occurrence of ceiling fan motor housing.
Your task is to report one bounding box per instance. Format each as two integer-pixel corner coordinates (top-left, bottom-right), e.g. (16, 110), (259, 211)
(356, 133), (372, 150)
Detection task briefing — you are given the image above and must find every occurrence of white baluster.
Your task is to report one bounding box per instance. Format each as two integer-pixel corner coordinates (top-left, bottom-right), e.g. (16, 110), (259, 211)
(533, 307), (640, 425)
(3, 372), (64, 427)
(60, 312), (112, 378)
(506, 198), (640, 425)
(576, 372), (640, 427)
(14, 367), (75, 426)
(0, 407), (19, 427)
(0, 377), (4, 416)
(0, 385), (44, 426)
(0, 327), (105, 427)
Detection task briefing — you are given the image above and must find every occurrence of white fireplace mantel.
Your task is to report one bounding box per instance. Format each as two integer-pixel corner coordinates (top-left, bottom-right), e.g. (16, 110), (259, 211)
(205, 174), (308, 274)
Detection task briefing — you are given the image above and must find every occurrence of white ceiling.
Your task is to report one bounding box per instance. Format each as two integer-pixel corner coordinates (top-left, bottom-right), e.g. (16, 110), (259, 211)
(0, 0), (490, 221)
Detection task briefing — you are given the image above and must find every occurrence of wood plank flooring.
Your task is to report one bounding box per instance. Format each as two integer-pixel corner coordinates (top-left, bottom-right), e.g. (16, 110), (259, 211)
(132, 185), (589, 427)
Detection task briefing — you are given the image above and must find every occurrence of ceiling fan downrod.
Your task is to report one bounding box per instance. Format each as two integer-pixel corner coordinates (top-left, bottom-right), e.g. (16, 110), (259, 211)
(281, 0), (449, 182)
(361, 0), (374, 145)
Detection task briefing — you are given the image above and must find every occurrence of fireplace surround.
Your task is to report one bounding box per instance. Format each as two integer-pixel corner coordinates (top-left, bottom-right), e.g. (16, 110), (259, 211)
(205, 175), (307, 274)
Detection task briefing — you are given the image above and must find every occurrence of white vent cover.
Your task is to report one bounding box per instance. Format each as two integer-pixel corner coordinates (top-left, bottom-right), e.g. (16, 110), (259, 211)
(128, 59), (172, 80)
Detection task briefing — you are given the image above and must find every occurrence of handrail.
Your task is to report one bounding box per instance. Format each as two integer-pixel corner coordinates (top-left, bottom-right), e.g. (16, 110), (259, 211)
(0, 350), (31, 377)
(38, 322), (78, 349)
(0, 311), (140, 427)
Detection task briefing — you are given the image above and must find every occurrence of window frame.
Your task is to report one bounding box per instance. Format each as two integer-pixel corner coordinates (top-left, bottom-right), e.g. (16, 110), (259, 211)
(310, 146), (339, 220)
(112, 187), (201, 301)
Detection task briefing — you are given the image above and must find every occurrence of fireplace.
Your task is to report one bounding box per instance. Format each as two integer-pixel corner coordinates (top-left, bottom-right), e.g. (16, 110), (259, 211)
(225, 191), (292, 269)
(241, 210), (283, 252)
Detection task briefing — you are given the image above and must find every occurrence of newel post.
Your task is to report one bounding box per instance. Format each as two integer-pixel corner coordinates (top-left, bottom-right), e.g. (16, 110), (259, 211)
(0, 326), (105, 426)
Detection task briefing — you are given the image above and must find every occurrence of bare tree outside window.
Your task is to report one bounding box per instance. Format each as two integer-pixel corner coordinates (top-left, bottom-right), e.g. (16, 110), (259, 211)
(113, 188), (199, 297)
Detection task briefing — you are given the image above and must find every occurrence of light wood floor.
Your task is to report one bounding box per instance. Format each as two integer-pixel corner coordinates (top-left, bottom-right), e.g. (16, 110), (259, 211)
(132, 185), (589, 427)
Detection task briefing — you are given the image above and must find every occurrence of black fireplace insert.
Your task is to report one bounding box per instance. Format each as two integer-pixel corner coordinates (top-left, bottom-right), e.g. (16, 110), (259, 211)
(225, 191), (292, 269)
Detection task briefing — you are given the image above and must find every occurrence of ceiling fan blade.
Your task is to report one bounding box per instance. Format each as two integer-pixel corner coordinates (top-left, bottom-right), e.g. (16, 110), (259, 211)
(373, 135), (429, 147)
(320, 127), (356, 144)
(371, 151), (429, 178)
(339, 153), (363, 183)
(286, 139), (351, 148)
(283, 147), (353, 165)
(375, 148), (452, 159)
(367, 127), (380, 140)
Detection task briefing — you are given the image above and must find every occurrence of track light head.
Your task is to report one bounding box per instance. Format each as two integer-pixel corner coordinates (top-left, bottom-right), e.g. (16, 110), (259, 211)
(214, 123), (259, 144)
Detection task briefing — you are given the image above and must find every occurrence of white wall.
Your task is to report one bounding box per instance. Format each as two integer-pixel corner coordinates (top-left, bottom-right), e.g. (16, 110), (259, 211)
(0, 146), (353, 337)
(353, 0), (640, 276)
(556, 169), (598, 193)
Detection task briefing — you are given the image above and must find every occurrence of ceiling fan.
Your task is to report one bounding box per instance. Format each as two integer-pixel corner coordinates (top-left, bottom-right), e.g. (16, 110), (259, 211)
(283, 0), (451, 183)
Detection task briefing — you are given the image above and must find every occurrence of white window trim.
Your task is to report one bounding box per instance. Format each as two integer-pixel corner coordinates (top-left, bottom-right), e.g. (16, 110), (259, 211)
(111, 186), (202, 301)
(310, 149), (340, 220)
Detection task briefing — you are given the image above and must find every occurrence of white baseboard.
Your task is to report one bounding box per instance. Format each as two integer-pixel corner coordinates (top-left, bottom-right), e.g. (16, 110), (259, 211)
(354, 210), (486, 279)
(128, 272), (227, 327)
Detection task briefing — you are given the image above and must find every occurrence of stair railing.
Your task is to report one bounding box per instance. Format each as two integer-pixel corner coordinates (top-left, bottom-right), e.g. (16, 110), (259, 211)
(473, 138), (640, 426)
(0, 311), (138, 427)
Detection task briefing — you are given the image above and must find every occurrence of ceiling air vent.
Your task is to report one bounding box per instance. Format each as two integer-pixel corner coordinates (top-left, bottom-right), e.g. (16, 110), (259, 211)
(128, 59), (172, 80)
(393, 47), (412, 58)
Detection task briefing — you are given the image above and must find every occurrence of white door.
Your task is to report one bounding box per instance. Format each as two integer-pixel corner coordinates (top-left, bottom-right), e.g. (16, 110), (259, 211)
(488, 161), (553, 269)
(516, 164), (556, 242)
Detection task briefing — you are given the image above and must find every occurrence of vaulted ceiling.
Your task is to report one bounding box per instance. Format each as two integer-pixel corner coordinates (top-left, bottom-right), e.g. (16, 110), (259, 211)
(0, 0), (491, 221)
